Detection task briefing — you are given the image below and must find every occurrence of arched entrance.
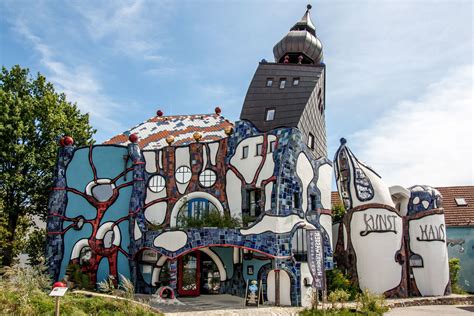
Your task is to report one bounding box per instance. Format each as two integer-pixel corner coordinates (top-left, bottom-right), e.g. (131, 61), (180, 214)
(267, 269), (292, 306)
(177, 249), (226, 296)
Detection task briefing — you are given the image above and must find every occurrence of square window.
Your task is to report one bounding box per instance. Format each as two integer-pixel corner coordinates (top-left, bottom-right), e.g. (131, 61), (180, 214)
(455, 198), (468, 206)
(266, 78), (273, 87)
(293, 78), (300, 86)
(269, 140), (276, 153)
(279, 78), (286, 89)
(308, 133), (315, 149)
(256, 143), (263, 156)
(265, 108), (275, 121)
(242, 146), (249, 159)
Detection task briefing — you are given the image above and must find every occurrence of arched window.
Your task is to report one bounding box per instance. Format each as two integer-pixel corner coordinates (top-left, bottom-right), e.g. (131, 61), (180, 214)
(148, 175), (166, 192)
(291, 228), (307, 261)
(178, 198), (218, 226)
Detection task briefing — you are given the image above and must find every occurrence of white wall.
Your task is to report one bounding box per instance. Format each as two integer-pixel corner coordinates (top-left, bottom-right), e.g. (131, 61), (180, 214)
(350, 208), (403, 294)
(317, 163), (333, 210)
(296, 153), (314, 212)
(408, 213), (449, 296)
(300, 263), (314, 307)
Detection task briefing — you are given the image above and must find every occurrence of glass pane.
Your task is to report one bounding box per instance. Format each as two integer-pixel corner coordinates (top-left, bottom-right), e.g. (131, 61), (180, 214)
(182, 254), (198, 291)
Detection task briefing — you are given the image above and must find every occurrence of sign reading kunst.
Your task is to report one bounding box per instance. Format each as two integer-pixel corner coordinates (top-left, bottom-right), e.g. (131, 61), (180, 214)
(307, 229), (324, 289)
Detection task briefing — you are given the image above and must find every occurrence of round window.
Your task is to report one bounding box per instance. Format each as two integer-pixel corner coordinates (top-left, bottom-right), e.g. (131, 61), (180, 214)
(199, 169), (217, 187)
(91, 183), (114, 202)
(175, 166), (192, 184)
(148, 175), (166, 193)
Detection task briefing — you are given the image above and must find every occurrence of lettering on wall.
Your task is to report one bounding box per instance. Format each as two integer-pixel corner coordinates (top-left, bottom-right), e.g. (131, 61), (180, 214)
(360, 213), (398, 236)
(417, 224), (445, 242)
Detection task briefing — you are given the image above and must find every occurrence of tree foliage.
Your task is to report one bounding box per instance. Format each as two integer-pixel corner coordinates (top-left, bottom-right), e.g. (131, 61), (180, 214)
(332, 203), (346, 223)
(0, 65), (95, 266)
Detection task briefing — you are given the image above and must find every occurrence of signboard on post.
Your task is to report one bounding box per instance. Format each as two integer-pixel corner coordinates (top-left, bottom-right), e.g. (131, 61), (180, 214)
(306, 228), (325, 289)
(49, 287), (68, 297)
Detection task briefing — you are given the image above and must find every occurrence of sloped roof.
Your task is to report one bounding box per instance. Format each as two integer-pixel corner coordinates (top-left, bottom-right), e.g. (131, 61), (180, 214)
(330, 186), (474, 227)
(104, 113), (233, 150)
(437, 186), (474, 227)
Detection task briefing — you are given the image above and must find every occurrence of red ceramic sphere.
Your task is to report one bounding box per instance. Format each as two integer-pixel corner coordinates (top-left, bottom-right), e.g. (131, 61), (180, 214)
(214, 106), (222, 115)
(63, 136), (74, 146)
(53, 281), (66, 288)
(156, 110), (164, 117)
(129, 133), (139, 143)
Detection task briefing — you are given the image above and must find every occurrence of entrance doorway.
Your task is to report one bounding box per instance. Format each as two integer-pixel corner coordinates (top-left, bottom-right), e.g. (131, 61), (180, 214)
(178, 252), (200, 296)
(177, 250), (222, 296)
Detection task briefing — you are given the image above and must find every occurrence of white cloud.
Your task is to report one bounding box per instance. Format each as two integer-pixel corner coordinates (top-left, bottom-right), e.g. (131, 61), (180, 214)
(71, 0), (173, 57)
(350, 64), (473, 187)
(14, 19), (122, 134)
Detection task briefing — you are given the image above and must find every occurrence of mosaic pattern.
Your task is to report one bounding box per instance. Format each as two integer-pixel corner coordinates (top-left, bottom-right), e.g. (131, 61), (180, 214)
(407, 185), (443, 215)
(47, 120), (333, 306)
(104, 113), (233, 149)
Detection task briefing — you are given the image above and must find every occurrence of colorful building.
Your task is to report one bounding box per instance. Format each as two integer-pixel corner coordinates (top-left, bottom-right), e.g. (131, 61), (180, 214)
(441, 186), (474, 293)
(46, 6), (333, 306)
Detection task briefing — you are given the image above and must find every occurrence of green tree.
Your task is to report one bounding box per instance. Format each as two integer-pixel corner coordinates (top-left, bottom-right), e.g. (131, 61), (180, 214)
(0, 65), (95, 266)
(332, 203), (346, 223)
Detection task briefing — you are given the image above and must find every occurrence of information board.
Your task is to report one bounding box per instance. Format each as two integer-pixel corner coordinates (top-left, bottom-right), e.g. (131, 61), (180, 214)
(49, 287), (68, 297)
(307, 228), (324, 289)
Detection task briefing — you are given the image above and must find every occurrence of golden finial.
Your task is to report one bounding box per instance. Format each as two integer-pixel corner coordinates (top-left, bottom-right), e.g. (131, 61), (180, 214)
(224, 126), (233, 136)
(193, 132), (202, 142)
(166, 135), (175, 145)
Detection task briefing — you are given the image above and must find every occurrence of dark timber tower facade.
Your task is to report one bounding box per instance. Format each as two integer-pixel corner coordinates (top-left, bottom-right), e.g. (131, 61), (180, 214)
(240, 5), (327, 158)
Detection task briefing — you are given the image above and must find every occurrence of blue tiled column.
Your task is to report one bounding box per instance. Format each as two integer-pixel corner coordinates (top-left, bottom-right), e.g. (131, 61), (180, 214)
(46, 144), (75, 281)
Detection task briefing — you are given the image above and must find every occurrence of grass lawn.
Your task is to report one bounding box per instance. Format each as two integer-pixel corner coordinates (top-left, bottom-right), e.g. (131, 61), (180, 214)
(0, 289), (161, 315)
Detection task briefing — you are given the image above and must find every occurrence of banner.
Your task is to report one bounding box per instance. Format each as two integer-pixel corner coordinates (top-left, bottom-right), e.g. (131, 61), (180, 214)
(306, 228), (324, 289)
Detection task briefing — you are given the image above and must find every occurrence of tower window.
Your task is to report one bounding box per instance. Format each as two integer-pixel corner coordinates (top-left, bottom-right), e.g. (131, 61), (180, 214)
(269, 140), (276, 153)
(291, 228), (307, 261)
(244, 188), (262, 220)
(293, 78), (300, 86)
(265, 108), (275, 121)
(310, 194), (317, 211)
(279, 78), (286, 89)
(242, 146), (249, 159)
(266, 78), (273, 87)
(293, 192), (300, 209)
(256, 143), (263, 156)
(308, 133), (315, 150)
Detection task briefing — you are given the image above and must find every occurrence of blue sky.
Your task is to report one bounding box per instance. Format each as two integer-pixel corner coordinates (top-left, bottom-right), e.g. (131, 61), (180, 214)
(1, 0), (472, 187)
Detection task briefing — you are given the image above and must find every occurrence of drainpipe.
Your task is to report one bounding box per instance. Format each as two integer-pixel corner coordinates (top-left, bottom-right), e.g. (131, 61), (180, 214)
(275, 269), (280, 306)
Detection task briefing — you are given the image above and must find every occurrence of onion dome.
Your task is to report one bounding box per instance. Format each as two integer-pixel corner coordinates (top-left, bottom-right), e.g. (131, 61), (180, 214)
(273, 4), (323, 64)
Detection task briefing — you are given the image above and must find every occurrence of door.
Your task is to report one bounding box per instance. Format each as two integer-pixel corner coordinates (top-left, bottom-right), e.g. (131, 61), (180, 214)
(178, 251), (201, 296)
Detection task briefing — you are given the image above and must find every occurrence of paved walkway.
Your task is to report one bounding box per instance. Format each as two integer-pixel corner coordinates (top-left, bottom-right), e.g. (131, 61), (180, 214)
(139, 293), (474, 315)
(386, 305), (474, 315)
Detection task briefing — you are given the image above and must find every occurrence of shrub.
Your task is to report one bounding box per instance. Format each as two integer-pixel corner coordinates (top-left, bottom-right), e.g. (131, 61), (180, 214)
(0, 264), (158, 315)
(328, 289), (351, 309)
(449, 258), (465, 294)
(356, 289), (388, 315)
(178, 209), (241, 228)
(66, 263), (93, 290)
(327, 268), (359, 300)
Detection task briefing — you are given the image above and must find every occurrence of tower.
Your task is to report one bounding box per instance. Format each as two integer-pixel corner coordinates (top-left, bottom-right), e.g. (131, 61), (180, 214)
(240, 5), (327, 158)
